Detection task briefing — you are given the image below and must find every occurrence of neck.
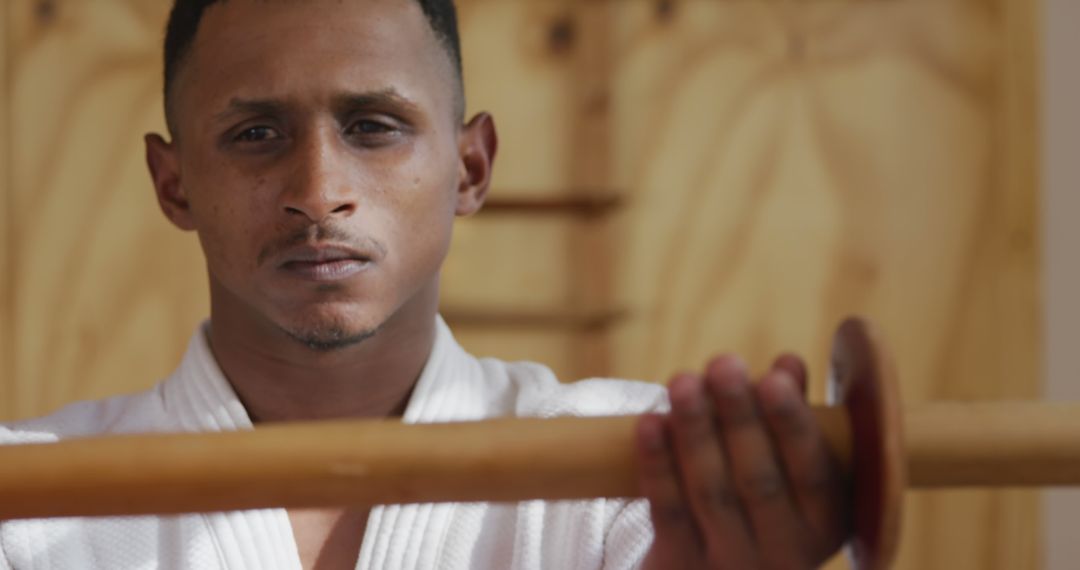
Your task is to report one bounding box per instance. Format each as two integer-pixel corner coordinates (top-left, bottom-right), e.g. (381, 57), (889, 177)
(206, 282), (440, 424)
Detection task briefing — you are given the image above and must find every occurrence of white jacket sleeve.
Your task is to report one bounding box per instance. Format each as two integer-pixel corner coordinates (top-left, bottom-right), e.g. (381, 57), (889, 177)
(0, 542), (13, 570)
(603, 499), (654, 570)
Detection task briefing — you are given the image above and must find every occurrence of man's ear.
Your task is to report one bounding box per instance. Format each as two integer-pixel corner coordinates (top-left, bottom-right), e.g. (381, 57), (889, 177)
(455, 112), (498, 216)
(144, 133), (196, 231)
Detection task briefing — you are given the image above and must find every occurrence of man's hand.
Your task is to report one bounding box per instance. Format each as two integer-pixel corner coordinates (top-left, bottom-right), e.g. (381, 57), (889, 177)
(635, 355), (850, 569)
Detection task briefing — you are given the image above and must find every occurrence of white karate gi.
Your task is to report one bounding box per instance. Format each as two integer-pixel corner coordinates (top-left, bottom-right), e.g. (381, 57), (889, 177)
(0, 318), (667, 569)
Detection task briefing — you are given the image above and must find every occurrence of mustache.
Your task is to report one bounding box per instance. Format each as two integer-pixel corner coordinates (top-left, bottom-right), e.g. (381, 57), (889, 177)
(257, 224), (387, 266)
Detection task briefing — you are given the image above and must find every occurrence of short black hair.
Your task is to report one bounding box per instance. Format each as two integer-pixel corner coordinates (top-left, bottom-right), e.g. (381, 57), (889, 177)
(162, 0), (464, 135)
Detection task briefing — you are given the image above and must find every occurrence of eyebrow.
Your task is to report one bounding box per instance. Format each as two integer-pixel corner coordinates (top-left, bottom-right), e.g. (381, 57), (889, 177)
(331, 89), (423, 116)
(212, 88), (423, 124)
(212, 98), (285, 124)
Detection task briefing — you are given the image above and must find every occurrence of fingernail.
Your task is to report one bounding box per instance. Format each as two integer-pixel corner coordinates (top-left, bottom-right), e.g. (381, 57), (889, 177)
(708, 369), (746, 400)
(709, 355), (748, 378)
(761, 370), (797, 411)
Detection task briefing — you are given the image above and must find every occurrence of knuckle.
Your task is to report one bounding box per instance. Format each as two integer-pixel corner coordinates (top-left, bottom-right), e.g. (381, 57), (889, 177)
(767, 404), (812, 435)
(694, 482), (740, 512)
(717, 401), (759, 429)
(736, 470), (787, 504)
(679, 416), (715, 443)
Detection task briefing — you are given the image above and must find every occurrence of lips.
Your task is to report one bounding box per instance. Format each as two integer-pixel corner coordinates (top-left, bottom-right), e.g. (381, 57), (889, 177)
(277, 245), (374, 282)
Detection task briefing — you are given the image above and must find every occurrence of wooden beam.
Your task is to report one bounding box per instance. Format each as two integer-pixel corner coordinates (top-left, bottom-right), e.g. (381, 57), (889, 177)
(479, 192), (623, 218)
(441, 305), (628, 331)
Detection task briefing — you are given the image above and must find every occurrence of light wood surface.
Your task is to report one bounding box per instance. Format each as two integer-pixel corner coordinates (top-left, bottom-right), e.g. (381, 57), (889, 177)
(1, 2), (11, 420)
(6, 0), (205, 418)
(602, 3), (1040, 569)
(0, 1), (1042, 568)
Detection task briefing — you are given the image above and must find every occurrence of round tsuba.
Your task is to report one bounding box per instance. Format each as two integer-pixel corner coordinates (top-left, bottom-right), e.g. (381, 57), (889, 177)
(827, 318), (906, 570)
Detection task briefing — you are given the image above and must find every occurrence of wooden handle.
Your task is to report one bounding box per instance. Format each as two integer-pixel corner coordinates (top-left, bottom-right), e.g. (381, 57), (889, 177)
(1, 402), (1078, 520)
(0, 416), (644, 519)
(906, 402), (1080, 486)
(0, 410), (842, 520)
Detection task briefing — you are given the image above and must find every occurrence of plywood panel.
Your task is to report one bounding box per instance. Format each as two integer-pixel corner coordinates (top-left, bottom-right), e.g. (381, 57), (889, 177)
(6, 0), (205, 420)
(0, 0), (1043, 567)
(608, 2), (1039, 569)
(1, 2), (11, 419)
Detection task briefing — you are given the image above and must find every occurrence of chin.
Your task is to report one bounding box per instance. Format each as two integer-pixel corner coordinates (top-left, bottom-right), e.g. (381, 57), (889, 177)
(284, 325), (378, 352)
(276, 306), (384, 352)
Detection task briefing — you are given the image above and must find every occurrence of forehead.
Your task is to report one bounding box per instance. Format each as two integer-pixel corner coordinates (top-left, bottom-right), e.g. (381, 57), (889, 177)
(175, 0), (455, 121)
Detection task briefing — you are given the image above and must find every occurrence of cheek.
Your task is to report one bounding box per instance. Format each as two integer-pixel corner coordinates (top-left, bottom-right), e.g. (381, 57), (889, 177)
(383, 172), (457, 268)
(186, 172), (267, 277)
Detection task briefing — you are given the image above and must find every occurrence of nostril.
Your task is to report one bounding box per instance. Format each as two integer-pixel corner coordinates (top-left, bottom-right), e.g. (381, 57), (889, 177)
(331, 204), (355, 215)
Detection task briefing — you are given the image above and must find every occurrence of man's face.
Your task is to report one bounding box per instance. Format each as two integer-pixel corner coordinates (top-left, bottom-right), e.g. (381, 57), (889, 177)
(150, 0), (488, 349)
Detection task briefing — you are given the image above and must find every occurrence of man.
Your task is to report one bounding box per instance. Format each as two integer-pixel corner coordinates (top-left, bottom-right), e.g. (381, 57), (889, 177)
(0, 0), (848, 568)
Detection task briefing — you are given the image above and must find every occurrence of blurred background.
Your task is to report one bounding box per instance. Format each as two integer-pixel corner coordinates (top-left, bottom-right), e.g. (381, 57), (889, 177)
(0, 0), (1076, 568)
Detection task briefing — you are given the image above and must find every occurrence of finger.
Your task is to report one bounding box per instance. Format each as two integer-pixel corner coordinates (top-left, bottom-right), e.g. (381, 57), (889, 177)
(634, 412), (704, 566)
(666, 370), (758, 567)
(756, 368), (850, 556)
(705, 356), (808, 566)
(770, 353), (808, 398)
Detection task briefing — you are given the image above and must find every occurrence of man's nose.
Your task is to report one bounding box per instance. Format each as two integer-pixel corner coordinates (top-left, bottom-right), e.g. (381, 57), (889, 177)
(281, 133), (358, 223)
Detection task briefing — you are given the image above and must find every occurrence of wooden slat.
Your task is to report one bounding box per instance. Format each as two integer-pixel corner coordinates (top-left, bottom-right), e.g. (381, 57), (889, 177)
(480, 192), (623, 217)
(441, 216), (578, 311)
(441, 306), (627, 330)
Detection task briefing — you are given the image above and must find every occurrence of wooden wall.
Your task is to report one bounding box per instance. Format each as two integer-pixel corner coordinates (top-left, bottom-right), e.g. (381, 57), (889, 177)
(452, 3), (1041, 568)
(2, 1), (207, 420)
(0, 1), (1042, 568)
(1, 2), (10, 420)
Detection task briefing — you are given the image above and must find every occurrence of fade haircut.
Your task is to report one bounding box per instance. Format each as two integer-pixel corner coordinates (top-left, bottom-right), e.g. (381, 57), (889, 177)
(162, 0), (464, 135)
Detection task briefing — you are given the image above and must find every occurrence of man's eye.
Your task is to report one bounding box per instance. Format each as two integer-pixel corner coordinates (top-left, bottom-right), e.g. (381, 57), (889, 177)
(234, 126), (280, 142)
(348, 120), (397, 136)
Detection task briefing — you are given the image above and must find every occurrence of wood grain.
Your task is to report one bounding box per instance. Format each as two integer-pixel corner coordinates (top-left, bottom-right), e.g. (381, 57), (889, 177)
(566, 0), (619, 379)
(606, 2), (1040, 569)
(454, 0), (622, 378)
(7, 0), (206, 419)
(0, 0), (1044, 567)
(457, 0), (581, 194)
(0, 2), (10, 419)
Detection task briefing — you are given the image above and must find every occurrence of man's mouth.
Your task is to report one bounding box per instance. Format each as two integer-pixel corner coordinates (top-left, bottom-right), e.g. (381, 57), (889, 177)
(277, 245), (374, 282)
